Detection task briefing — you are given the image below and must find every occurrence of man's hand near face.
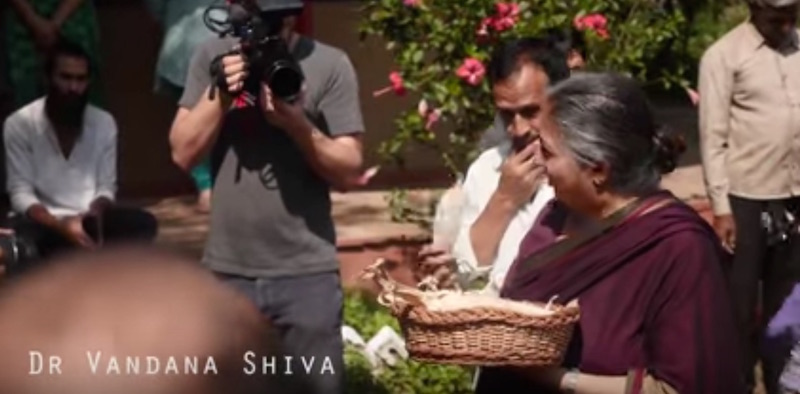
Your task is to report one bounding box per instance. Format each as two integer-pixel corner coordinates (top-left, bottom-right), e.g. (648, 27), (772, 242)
(467, 139), (546, 267)
(495, 140), (546, 209)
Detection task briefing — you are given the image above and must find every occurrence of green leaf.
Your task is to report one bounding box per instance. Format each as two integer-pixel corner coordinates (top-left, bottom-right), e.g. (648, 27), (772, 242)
(412, 49), (424, 63)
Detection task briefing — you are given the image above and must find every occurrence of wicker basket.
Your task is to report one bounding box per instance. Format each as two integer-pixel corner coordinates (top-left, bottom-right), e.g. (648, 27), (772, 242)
(360, 259), (580, 367)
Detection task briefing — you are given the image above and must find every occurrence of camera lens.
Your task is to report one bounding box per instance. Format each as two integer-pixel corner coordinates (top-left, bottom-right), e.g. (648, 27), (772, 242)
(267, 61), (303, 102)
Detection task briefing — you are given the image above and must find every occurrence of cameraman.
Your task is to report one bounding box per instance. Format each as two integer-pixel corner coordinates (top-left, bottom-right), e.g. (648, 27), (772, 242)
(168, 1), (364, 393)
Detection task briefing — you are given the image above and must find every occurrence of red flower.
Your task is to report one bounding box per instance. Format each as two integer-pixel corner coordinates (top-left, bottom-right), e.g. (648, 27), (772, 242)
(491, 3), (520, 32)
(574, 13), (610, 40)
(403, 0), (420, 6)
(456, 58), (486, 86)
(373, 71), (406, 97)
(476, 17), (493, 39)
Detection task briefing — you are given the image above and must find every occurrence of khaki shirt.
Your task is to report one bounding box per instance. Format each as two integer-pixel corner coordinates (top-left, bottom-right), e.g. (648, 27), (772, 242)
(698, 22), (800, 215)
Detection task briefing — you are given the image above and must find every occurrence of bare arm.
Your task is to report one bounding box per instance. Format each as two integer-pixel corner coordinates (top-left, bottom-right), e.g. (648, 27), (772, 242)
(51, 0), (86, 28)
(538, 368), (627, 394)
(531, 368), (677, 394)
(469, 192), (518, 266)
(7, 0), (43, 30)
(169, 88), (231, 170)
(169, 41), (234, 170)
(283, 121), (363, 190)
(468, 141), (542, 266)
(281, 54), (365, 189)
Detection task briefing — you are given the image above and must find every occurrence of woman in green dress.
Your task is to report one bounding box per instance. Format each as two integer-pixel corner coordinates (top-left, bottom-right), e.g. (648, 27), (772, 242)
(5, 0), (102, 109)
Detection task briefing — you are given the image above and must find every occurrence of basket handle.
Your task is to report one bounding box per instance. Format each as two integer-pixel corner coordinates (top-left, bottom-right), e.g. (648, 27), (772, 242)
(360, 259), (427, 313)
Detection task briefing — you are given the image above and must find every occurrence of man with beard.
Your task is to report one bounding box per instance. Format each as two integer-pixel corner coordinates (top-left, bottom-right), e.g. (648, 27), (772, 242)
(2, 39), (158, 265)
(417, 37), (570, 294)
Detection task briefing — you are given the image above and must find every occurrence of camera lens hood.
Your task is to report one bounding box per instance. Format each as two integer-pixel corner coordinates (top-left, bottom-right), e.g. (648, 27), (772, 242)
(266, 59), (304, 102)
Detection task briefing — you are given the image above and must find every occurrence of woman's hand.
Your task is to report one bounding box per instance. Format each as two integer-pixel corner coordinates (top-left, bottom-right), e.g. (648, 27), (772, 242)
(712, 214), (736, 253)
(30, 15), (59, 51)
(516, 366), (631, 394)
(8, 0), (58, 50)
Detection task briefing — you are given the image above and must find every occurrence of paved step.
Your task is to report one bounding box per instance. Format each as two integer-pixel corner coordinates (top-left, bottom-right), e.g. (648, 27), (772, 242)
(2, 165), (709, 285)
(146, 163), (710, 288)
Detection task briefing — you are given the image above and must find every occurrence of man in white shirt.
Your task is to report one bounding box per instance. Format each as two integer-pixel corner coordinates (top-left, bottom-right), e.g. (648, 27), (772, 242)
(419, 36), (570, 294)
(3, 40), (157, 262)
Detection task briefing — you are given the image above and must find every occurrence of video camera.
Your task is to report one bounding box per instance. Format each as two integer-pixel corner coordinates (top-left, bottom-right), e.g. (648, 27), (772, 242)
(762, 202), (800, 246)
(0, 231), (39, 277)
(203, 0), (305, 103)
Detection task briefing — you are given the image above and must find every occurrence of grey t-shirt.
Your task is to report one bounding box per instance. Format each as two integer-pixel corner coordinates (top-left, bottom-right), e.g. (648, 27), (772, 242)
(180, 36), (364, 278)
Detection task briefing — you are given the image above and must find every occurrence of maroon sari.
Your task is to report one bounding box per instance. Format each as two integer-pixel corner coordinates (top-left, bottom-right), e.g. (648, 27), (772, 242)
(476, 191), (746, 394)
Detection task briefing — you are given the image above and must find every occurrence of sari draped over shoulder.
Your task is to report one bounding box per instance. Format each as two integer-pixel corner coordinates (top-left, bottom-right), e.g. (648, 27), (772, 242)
(476, 191), (746, 394)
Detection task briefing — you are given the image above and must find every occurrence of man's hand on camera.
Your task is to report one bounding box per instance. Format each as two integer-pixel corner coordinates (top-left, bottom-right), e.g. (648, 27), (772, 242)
(260, 84), (309, 133)
(220, 50), (249, 94)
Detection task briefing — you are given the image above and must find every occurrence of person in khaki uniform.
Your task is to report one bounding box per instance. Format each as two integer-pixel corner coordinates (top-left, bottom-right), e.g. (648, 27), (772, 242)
(698, 0), (800, 392)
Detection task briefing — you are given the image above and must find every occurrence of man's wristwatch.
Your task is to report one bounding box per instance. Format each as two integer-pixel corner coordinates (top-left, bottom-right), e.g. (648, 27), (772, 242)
(562, 369), (579, 394)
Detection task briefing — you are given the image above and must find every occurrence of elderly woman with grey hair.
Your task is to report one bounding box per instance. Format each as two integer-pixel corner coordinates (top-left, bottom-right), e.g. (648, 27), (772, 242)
(475, 73), (746, 394)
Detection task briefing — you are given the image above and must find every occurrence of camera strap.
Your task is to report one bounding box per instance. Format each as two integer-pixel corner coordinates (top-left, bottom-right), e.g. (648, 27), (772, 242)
(762, 200), (798, 245)
(208, 54), (228, 101)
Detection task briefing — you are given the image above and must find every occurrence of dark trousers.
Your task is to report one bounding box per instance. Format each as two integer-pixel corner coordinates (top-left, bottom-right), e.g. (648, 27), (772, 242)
(11, 206), (158, 260)
(729, 195), (800, 394)
(217, 271), (345, 394)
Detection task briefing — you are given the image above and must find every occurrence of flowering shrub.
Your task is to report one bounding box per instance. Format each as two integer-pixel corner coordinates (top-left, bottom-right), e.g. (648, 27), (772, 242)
(360, 0), (690, 178)
(343, 290), (474, 393)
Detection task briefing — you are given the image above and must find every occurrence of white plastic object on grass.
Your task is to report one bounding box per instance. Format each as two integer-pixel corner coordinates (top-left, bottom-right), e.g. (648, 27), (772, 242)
(341, 325), (366, 348)
(365, 326), (408, 367)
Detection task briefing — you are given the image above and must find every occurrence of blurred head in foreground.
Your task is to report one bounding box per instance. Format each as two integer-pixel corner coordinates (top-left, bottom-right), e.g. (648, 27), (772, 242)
(0, 246), (278, 394)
